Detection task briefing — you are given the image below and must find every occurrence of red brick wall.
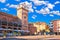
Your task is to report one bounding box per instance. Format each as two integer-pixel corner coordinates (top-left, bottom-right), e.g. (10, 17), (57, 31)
(53, 21), (57, 32)
(28, 27), (37, 35)
(0, 12), (18, 22)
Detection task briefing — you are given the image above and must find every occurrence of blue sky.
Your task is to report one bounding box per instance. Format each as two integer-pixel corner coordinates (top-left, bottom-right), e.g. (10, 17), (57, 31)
(0, 0), (60, 24)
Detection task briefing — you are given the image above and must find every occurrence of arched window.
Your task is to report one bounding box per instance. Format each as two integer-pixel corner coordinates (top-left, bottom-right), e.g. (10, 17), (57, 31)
(8, 27), (12, 29)
(8, 22), (13, 26)
(24, 16), (26, 19)
(14, 28), (17, 30)
(2, 26), (6, 29)
(1, 20), (7, 25)
(13, 23), (18, 27)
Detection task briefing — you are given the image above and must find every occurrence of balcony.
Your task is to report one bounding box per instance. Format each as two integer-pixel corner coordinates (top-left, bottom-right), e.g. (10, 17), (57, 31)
(13, 30), (24, 32)
(0, 33), (4, 37)
(0, 28), (12, 30)
(0, 28), (4, 30)
(13, 28), (17, 30)
(3, 29), (12, 30)
(8, 22), (13, 26)
(18, 28), (21, 30)
(18, 24), (22, 27)
(13, 23), (22, 27)
(13, 23), (18, 27)
(13, 30), (30, 33)
(1, 20), (7, 25)
(6, 33), (13, 36)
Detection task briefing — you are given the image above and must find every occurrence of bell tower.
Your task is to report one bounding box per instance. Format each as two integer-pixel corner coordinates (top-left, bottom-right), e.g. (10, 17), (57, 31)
(17, 3), (28, 30)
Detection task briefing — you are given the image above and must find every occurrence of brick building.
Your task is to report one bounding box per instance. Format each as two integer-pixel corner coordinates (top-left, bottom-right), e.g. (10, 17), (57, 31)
(28, 22), (50, 35)
(52, 20), (60, 35)
(0, 3), (29, 36)
(28, 23), (37, 35)
(33, 22), (48, 33)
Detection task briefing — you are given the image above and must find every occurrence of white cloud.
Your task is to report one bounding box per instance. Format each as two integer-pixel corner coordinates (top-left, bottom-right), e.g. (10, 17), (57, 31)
(30, 0), (55, 9)
(9, 4), (18, 8)
(6, 4), (18, 8)
(36, 7), (50, 15)
(0, 0), (6, 3)
(6, 1), (34, 12)
(6, 3), (18, 8)
(33, 6), (36, 9)
(30, 0), (49, 6)
(55, 1), (60, 4)
(29, 8), (34, 12)
(15, 0), (20, 2)
(1, 8), (9, 11)
(36, 9), (60, 16)
(35, 7), (60, 16)
(51, 11), (60, 16)
(47, 3), (55, 9)
(32, 15), (37, 19)
(57, 13), (60, 16)
(6, 3), (10, 6)
(50, 14), (54, 17)
(20, 1), (34, 12)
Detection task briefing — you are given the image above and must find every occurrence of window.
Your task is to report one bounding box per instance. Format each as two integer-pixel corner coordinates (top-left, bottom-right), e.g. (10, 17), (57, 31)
(9, 31), (12, 33)
(2, 26), (6, 29)
(7, 31), (12, 33)
(14, 28), (17, 30)
(13, 23), (18, 27)
(18, 25), (21, 27)
(8, 27), (12, 29)
(18, 28), (21, 30)
(2, 21), (7, 25)
(24, 25), (27, 27)
(24, 16), (26, 19)
(8, 22), (13, 26)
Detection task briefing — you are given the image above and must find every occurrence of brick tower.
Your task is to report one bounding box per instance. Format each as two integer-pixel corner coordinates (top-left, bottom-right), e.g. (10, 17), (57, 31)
(17, 3), (28, 30)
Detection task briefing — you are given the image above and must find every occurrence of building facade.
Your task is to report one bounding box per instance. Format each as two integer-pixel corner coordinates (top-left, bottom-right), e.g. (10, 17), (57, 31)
(52, 20), (60, 35)
(0, 12), (22, 36)
(28, 23), (37, 35)
(33, 22), (50, 35)
(0, 3), (29, 36)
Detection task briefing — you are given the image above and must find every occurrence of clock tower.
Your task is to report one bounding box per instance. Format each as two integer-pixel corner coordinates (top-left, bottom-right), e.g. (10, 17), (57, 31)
(17, 3), (28, 30)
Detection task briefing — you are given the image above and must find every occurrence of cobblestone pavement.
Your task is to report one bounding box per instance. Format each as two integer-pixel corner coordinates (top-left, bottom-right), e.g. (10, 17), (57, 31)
(1, 38), (60, 40)
(0, 35), (60, 40)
